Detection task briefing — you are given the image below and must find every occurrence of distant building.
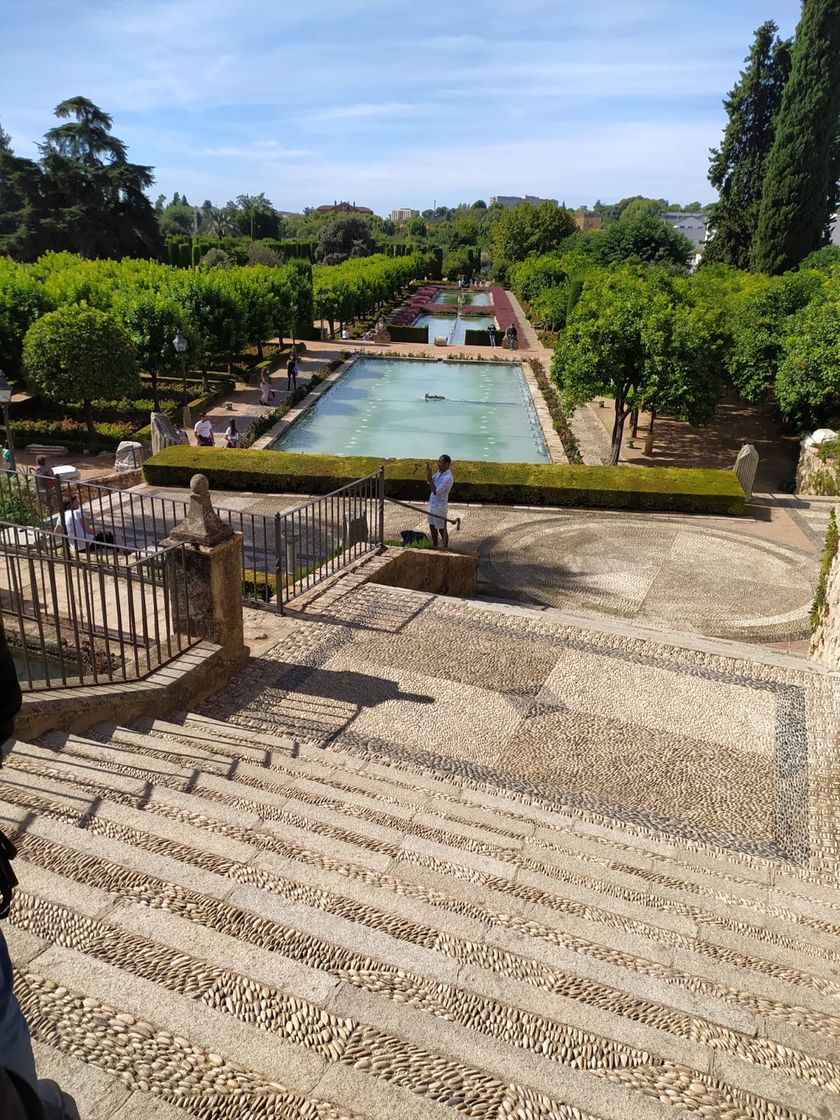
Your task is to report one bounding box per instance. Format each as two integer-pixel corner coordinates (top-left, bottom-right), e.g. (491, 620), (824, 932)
(315, 200), (374, 216)
(490, 195), (558, 209)
(391, 208), (420, 223)
(574, 210), (603, 232)
(661, 212), (708, 250)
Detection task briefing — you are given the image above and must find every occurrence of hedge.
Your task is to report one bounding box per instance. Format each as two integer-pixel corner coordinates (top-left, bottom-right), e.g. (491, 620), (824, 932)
(387, 325), (428, 343)
(143, 448), (746, 515)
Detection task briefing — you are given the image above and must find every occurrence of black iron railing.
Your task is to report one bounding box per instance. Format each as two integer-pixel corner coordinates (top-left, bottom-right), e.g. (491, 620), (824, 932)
(0, 520), (196, 691)
(275, 467), (385, 610)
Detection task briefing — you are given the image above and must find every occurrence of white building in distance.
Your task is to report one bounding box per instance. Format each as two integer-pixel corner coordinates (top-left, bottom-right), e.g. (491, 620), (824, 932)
(391, 208), (420, 222)
(490, 195), (558, 208)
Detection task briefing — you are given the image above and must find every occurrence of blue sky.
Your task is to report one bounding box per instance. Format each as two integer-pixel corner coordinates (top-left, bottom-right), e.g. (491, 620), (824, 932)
(1, 1), (804, 215)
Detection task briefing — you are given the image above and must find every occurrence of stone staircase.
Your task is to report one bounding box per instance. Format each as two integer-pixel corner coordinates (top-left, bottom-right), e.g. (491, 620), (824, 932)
(3, 702), (840, 1120)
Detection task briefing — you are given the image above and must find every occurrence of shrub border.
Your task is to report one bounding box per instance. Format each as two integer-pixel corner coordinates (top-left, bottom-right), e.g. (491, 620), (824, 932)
(143, 447), (745, 515)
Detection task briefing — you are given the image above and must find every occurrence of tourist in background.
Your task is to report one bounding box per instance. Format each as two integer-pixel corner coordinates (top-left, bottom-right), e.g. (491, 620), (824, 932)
(487, 323), (497, 347)
(223, 419), (240, 448)
(194, 414), (214, 446)
(33, 456), (57, 505)
(258, 367), (274, 405)
(286, 353), (298, 392)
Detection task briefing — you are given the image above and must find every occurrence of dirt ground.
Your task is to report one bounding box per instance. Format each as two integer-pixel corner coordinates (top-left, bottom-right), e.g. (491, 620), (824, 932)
(591, 389), (801, 493)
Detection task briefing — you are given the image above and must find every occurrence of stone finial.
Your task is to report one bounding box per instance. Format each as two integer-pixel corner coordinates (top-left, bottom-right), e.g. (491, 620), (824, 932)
(733, 444), (759, 500)
(166, 474), (234, 546)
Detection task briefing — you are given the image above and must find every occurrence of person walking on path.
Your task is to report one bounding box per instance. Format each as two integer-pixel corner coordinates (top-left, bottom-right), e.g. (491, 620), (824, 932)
(259, 367), (274, 405)
(223, 419), (240, 448)
(56, 495), (115, 551)
(194, 414), (214, 446)
(505, 323), (518, 350)
(33, 456), (57, 506)
(426, 454), (453, 551)
(286, 353), (298, 392)
(487, 323), (497, 347)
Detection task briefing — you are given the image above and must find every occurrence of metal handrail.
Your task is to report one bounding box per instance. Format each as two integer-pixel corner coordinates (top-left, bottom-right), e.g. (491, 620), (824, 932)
(1, 515), (196, 691)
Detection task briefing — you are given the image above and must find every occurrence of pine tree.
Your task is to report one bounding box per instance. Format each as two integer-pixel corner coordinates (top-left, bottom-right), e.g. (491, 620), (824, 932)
(752, 0), (840, 274)
(703, 22), (791, 269)
(39, 97), (162, 260)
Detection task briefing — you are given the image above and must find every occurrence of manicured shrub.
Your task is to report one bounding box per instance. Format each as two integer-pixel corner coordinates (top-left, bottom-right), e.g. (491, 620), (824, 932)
(143, 448), (745, 515)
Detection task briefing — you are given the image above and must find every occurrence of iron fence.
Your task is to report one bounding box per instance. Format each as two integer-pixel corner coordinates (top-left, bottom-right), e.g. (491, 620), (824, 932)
(275, 467), (385, 610)
(0, 467), (277, 607)
(0, 519), (196, 691)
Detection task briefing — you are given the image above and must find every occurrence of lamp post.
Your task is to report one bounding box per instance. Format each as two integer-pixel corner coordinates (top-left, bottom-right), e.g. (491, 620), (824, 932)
(317, 288), (327, 341)
(289, 301), (297, 352)
(0, 369), (15, 470)
(172, 331), (189, 429)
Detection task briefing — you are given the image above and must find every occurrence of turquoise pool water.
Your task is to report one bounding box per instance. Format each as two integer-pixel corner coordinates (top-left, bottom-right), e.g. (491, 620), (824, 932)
(270, 357), (549, 463)
(432, 290), (492, 306)
(413, 313), (495, 345)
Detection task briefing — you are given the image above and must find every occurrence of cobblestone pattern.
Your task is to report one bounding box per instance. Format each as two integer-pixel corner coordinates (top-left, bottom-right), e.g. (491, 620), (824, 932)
(6, 745), (836, 973)
(6, 853), (828, 1120)
(10, 753), (840, 1049)
(200, 585), (835, 873)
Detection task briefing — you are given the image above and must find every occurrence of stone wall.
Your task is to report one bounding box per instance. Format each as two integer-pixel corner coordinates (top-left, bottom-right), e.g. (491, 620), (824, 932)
(796, 443), (839, 496)
(810, 506), (840, 669)
(365, 547), (479, 598)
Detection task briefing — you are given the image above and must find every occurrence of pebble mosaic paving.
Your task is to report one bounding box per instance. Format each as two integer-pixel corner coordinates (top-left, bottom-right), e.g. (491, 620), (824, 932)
(203, 584), (833, 870)
(5, 560), (840, 1120)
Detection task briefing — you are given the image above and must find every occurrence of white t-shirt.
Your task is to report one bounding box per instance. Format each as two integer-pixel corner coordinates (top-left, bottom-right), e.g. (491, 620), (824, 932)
(429, 469), (453, 514)
(64, 507), (93, 546)
(194, 418), (213, 441)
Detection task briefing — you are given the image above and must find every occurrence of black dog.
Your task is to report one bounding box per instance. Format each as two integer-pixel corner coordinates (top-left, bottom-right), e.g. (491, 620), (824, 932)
(400, 530), (431, 547)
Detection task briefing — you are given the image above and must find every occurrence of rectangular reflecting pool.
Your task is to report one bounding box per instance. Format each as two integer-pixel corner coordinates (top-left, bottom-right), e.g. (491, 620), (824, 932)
(413, 313), (495, 345)
(431, 290), (492, 306)
(270, 357), (550, 463)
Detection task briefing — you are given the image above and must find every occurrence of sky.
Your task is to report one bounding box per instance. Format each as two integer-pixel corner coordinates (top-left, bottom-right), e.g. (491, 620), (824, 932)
(1, 0), (804, 216)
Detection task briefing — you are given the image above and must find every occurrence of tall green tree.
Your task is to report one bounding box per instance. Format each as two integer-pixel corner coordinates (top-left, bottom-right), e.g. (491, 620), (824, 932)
(491, 202), (577, 280)
(38, 97), (162, 260)
(752, 2), (840, 274)
(553, 267), (723, 465)
(704, 22), (791, 269)
(23, 305), (138, 438)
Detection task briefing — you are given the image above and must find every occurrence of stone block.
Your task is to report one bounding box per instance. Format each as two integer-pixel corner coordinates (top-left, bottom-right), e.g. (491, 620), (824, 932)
(733, 443), (759, 499)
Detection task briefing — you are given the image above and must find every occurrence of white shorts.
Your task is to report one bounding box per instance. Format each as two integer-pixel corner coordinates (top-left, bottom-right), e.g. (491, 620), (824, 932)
(428, 508), (448, 530)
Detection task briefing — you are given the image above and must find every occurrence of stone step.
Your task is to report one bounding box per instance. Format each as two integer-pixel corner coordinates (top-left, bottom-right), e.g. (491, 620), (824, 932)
(5, 747), (840, 1057)
(5, 806), (839, 1120)
(112, 715), (840, 930)
(35, 728), (840, 966)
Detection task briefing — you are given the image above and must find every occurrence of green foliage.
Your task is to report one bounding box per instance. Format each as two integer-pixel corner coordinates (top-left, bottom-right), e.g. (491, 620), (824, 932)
(704, 21), (791, 269)
(143, 447), (745, 515)
(313, 253), (429, 330)
(775, 286), (840, 424)
(315, 215), (375, 265)
(0, 97), (162, 262)
(0, 258), (46, 376)
(798, 245), (840, 274)
(753, 1), (840, 273)
(810, 508), (838, 632)
(23, 305), (138, 437)
(553, 266), (724, 464)
(726, 270), (825, 402)
(585, 216), (693, 268)
(491, 202), (577, 279)
(527, 357), (582, 463)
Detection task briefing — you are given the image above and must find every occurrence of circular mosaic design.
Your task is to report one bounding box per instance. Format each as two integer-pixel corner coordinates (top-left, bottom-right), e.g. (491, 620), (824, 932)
(486, 518), (818, 639)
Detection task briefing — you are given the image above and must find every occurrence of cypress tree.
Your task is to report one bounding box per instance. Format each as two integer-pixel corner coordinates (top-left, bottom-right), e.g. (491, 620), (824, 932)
(704, 22), (790, 269)
(752, 0), (840, 274)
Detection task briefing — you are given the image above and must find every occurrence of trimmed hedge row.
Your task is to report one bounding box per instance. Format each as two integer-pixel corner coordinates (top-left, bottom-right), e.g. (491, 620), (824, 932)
(143, 448), (746, 515)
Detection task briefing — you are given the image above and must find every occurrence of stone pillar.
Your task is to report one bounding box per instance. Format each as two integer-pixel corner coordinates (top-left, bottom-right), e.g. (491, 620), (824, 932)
(733, 444), (759, 500)
(161, 474), (247, 663)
